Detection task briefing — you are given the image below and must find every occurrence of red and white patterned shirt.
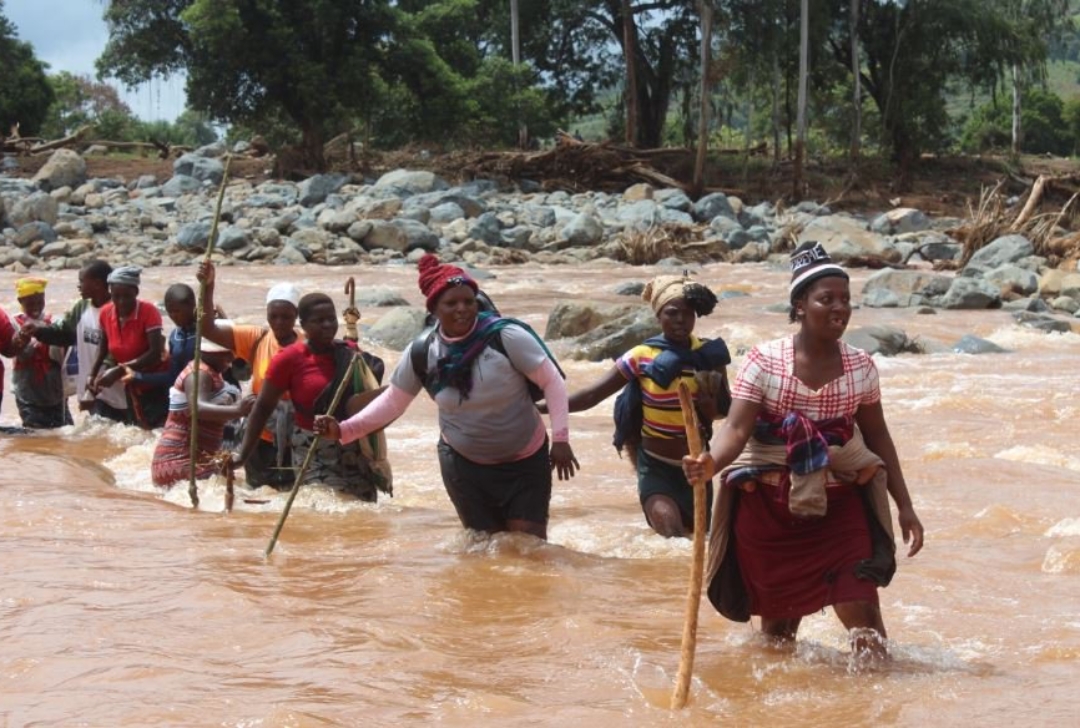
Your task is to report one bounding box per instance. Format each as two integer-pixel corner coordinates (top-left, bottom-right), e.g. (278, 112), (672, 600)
(731, 335), (880, 419)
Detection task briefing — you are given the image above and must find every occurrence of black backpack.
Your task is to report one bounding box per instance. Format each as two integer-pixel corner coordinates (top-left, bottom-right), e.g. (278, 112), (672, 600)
(410, 292), (563, 402)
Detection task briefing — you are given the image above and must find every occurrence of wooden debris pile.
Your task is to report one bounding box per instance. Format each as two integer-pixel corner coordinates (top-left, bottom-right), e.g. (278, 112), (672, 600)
(947, 174), (1080, 268)
(456, 132), (693, 193)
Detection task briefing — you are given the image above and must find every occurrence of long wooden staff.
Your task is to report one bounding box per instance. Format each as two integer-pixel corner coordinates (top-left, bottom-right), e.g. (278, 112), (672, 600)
(671, 380), (707, 710)
(187, 155), (232, 508)
(264, 352), (359, 558)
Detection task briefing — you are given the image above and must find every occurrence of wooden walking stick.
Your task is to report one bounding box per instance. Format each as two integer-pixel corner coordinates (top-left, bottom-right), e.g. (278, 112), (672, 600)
(342, 277), (360, 342)
(264, 352), (360, 558)
(671, 380), (708, 710)
(188, 155), (232, 508)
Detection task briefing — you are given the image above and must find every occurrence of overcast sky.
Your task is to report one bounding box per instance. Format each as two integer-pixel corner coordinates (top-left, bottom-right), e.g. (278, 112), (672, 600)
(5, 0), (187, 121)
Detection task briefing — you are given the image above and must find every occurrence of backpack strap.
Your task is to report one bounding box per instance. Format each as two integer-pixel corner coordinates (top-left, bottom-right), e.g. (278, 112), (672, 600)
(409, 327), (438, 387)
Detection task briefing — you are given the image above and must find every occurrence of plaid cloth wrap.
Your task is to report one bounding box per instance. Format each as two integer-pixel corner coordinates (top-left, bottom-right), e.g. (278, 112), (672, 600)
(723, 411), (854, 517)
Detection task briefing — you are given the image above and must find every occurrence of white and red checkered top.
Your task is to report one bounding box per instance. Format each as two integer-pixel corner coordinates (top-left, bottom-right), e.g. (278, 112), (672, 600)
(731, 335), (880, 420)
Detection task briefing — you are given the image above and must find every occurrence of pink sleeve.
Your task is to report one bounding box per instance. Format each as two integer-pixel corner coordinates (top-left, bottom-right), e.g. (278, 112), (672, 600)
(528, 359), (569, 443)
(338, 383), (415, 444)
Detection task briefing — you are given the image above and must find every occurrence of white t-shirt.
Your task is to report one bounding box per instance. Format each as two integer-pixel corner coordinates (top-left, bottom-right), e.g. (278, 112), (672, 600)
(78, 302), (128, 410)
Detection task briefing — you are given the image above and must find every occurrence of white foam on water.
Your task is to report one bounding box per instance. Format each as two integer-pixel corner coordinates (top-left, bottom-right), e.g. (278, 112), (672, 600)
(995, 445), (1080, 472)
(1045, 518), (1080, 537)
(987, 326), (1080, 350)
(1042, 542), (1080, 575)
(923, 441), (979, 460)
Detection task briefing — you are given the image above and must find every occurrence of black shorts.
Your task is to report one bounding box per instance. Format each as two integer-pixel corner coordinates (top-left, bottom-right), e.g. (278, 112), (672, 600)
(636, 448), (713, 530)
(437, 438), (552, 532)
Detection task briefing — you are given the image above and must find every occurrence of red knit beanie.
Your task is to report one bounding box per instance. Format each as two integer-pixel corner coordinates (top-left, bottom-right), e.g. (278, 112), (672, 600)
(417, 253), (478, 312)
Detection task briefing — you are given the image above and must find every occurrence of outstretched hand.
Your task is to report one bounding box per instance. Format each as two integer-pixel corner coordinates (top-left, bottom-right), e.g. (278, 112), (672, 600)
(313, 414), (342, 441)
(549, 441), (579, 481)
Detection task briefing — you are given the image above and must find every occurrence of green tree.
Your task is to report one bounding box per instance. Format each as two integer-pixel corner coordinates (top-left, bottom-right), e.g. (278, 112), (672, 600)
(42, 72), (136, 139)
(961, 87), (1070, 155)
(0, 0), (55, 136)
(98, 0), (398, 170)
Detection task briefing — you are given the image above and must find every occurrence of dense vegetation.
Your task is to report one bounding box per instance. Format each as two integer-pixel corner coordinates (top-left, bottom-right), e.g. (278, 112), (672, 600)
(3, 1), (1080, 182)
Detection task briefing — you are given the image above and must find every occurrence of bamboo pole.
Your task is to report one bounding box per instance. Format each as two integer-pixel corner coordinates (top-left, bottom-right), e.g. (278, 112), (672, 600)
(188, 155), (232, 508)
(671, 380), (708, 710)
(264, 353), (359, 558)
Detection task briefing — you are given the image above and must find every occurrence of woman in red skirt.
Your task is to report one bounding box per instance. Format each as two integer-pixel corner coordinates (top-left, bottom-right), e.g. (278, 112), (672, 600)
(683, 240), (924, 658)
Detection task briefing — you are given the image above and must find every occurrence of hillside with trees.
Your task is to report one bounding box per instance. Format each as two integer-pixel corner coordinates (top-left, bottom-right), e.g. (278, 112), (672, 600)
(3, 1), (1080, 203)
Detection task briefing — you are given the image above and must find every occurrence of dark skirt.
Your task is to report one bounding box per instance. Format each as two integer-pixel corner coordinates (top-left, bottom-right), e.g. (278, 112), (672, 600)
(734, 481), (878, 620)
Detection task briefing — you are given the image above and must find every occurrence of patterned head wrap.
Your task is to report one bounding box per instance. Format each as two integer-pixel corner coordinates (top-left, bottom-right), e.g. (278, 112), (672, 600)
(642, 274), (718, 317)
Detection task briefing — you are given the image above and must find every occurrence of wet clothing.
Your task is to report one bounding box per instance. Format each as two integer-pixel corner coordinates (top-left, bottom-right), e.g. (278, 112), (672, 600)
(394, 320), (551, 463)
(438, 437), (552, 531)
(151, 363), (240, 487)
(614, 334), (729, 526)
(636, 448), (713, 531)
(31, 298), (128, 412)
(338, 314), (568, 532)
(229, 324), (295, 485)
(99, 300), (169, 429)
(705, 335), (896, 622)
(0, 307), (15, 407)
(264, 340), (391, 498)
(12, 312), (71, 429)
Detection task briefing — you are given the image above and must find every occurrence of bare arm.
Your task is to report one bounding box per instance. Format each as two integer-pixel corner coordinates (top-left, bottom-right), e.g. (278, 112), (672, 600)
(123, 328), (165, 371)
(683, 397), (761, 483)
(552, 365), (627, 414)
(197, 260), (236, 351)
(856, 400), (924, 557)
(234, 380), (285, 465)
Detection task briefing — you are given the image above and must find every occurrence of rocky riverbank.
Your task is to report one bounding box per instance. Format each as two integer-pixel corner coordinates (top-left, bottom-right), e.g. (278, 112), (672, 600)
(2, 143), (1078, 360)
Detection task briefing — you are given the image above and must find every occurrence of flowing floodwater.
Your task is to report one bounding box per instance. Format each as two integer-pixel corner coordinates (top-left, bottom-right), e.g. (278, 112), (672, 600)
(1, 260), (1078, 726)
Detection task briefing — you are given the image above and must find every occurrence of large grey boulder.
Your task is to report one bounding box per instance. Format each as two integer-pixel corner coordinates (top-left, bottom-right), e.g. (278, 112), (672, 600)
(365, 307), (428, 350)
(176, 221), (212, 251)
(801, 213), (893, 258)
(692, 192), (736, 223)
(940, 277), (1002, 309)
(961, 234), (1033, 277)
(861, 269), (952, 308)
(953, 334), (1007, 354)
(984, 264), (1039, 297)
(843, 325), (916, 357)
(173, 154), (224, 185)
(161, 175), (203, 197)
(869, 207), (931, 235)
(298, 174), (348, 207)
(32, 149), (87, 191)
(545, 301), (643, 339)
(8, 192), (59, 227)
(561, 212), (603, 246)
(566, 309), (659, 362)
(373, 169), (449, 196)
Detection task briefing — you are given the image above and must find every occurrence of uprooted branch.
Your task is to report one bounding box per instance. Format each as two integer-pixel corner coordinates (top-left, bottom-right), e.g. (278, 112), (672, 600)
(947, 174), (1080, 267)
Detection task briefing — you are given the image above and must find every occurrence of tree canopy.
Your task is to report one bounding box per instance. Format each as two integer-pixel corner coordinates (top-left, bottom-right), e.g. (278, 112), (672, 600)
(94, 0), (1079, 182)
(0, 0), (55, 136)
